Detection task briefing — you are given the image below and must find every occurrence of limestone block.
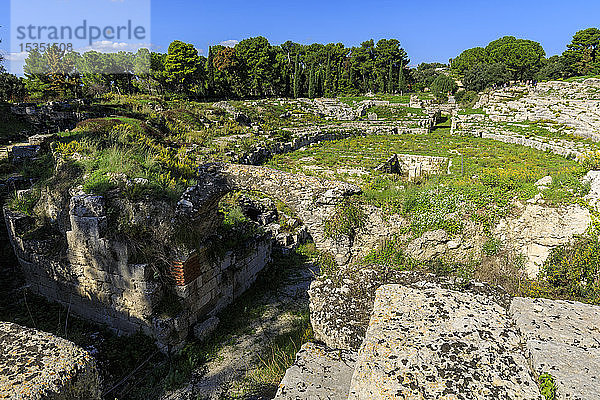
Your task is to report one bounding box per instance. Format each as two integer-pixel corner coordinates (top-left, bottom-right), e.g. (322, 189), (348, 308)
(0, 322), (101, 399)
(348, 285), (541, 400)
(511, 296), (600, 399)
(274, 343), (357, 400)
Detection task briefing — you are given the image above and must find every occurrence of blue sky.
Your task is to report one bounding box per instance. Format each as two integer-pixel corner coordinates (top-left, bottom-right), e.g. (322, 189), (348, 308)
(1, 0), (599, 69)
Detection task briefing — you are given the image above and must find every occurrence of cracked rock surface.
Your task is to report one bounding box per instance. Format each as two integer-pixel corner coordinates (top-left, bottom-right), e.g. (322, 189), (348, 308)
(348, 285), (541, 400)
(511, 297), (600, 400)
(274, 342), (357, 400)
(0, 321), (100, 400)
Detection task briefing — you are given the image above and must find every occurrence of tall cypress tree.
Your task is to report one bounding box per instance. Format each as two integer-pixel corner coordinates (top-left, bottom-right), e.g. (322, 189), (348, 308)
(293, 52), (301, 98)
(398, 62), (407, 93)
(206, 46), (215, 95)
(308, 64), (316, 98)
(387, 62), (394, 93)
(325, 53), (332, 96)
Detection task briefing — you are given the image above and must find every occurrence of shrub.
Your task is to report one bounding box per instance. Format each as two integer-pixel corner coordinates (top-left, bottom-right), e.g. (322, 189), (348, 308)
(580, 150), (600, 170)
(8, 189), (40, 216)
(324, 198), (366, 240)
(539, 234), (600, 304)
(361, 237), (419, 270)
(482, 237), (503, 256)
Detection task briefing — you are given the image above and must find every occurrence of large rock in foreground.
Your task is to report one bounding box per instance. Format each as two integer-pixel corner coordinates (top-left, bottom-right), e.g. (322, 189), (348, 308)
(348, 285), (541, 399)
(274, 342), (357, 400)
(511, 297), (600, 400)
(0, 322), (100, 400)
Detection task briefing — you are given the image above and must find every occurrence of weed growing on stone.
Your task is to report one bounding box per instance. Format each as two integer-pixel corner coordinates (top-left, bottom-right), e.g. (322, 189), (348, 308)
(324, 197), (366, 240)
(539, 373), (557, 400)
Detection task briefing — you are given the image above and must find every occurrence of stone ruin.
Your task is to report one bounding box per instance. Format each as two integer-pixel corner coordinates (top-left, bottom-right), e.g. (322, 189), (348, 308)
(375, 153), (450, 180)
(4, 162), (361, 351)
(0, 321), (100, 399)
(10, 101), (100, 134)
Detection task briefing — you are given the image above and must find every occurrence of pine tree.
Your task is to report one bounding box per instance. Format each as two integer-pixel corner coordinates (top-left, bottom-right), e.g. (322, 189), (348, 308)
(293, 52), (301, 98)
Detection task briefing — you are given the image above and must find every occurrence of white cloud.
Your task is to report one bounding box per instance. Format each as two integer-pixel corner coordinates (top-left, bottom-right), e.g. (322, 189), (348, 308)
(4, 51), (28, 62)
(219, 40), (239, 48)
(76, 40), (154, 53)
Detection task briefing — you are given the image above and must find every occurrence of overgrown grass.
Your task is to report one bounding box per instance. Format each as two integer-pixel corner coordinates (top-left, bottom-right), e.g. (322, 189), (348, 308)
(268, 131), (585, 235)
(533, 233), (600, 304)
(539, 373), (557, 400)
(324, 197), (366, 240)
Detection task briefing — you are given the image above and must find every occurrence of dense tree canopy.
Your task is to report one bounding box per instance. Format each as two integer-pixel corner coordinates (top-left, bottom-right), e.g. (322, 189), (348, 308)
(563, 28), (600, 75)
(14, 28), (600, 102)
(451, 47), (488, 75)
(15, 36), (414, 100)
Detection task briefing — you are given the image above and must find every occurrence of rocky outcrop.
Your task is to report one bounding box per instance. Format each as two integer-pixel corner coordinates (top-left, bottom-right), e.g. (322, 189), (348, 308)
(0, 321), (100, 400)
(511, 297), (600, 400)
(348, 285), (541, 399)
(477, 80), (600, 141)
(314, 98), (357, 120)
(495, 203), (591, 278)
(308, 269), (506, 351)
(10, 101), (99, 133)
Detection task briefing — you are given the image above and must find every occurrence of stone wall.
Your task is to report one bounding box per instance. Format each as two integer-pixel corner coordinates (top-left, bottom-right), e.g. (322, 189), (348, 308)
(0, 321), (101, 399)
(375, 153), (450, 180)
(5, 194), (162, 339)
(167, 240), (272, 344)
(6, 162), (362, 350)
(5, 189), (273, 350)
(181, 163), (362, 265)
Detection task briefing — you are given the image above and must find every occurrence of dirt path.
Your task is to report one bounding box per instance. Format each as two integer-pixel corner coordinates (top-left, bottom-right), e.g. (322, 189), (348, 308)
(161, 257), (317, 400)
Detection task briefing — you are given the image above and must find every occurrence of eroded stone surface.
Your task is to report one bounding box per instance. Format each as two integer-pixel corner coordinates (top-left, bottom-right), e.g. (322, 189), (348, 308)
(495, 203), (590, 278)
(274, 342), (357, 400)
(0, 321), (100, 400)
(348, 285), (541, 400)
(511, 297), (600, 400)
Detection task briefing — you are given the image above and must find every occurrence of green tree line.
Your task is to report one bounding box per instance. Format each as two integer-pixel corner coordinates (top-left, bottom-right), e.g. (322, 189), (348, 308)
(12, 37), (413, 100)
(451, 28), (600, 92)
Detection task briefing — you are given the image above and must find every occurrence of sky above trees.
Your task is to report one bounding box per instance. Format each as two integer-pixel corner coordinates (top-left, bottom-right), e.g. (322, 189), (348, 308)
(1, 0), (600, 66)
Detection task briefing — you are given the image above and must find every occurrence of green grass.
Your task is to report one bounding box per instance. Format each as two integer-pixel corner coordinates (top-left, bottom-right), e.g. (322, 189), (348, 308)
(268, 131), (585, 235)
(563, 74), (600, 82)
